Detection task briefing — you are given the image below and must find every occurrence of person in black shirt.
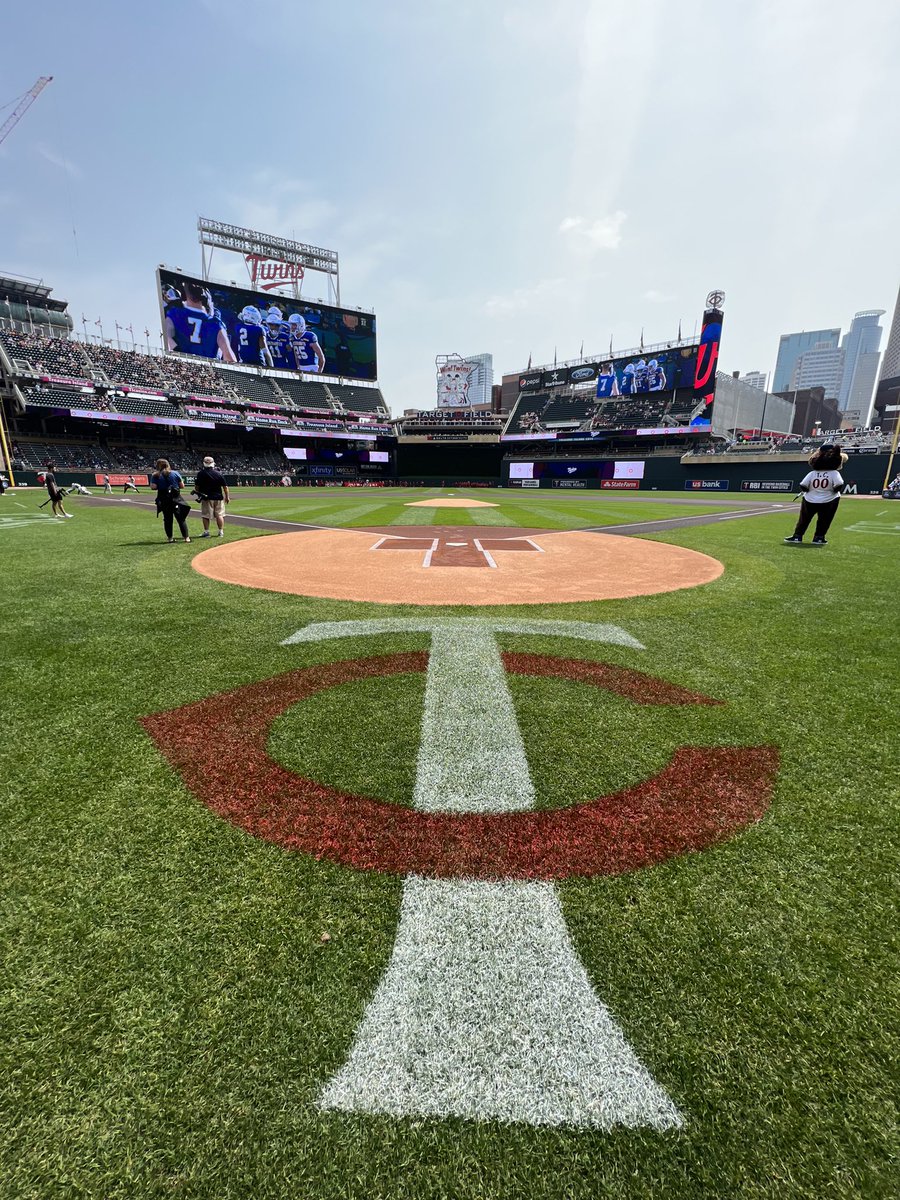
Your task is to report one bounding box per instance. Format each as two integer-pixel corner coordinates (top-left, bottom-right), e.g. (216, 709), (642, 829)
(194, 456), (230, 538)
(42, 464), (72, 519)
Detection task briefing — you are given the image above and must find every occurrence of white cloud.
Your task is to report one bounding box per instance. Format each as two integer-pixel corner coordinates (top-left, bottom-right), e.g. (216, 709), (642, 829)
(482, 277), (568, 318)
(35, 143), (82, 179)
(643, 289), (675, 303)
(558, 211), (627, 251)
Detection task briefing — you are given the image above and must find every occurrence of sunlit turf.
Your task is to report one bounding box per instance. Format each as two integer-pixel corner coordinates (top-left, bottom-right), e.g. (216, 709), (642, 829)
(223, 485), (760, 528)
(1, 497), (897, 1198)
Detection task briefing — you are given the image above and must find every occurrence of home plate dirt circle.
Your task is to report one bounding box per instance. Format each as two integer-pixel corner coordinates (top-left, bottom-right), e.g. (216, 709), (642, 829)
(193, 526), (723, 605)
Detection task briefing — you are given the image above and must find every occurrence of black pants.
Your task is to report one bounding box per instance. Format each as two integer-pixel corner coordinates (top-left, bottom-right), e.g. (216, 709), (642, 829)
(793, 496), (839, 540)
(160, 500), (190, 540)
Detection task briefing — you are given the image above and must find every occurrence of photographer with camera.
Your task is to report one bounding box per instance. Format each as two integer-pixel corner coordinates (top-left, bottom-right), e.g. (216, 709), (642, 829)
(150, 458), (191, 543)
(193, 456), (230, 538)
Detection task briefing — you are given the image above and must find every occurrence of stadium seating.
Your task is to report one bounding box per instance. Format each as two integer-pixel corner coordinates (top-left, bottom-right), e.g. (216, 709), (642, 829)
(327, 382), (388, 415)
(14, 439), (112, 469)
(0, 328), (92, 379)
(20, 384), (112, 411)
(214, 368), (286, 407)
(115, 394), (181, 417)
(82, 343), (165, 390)
(273, 377), (336, 411)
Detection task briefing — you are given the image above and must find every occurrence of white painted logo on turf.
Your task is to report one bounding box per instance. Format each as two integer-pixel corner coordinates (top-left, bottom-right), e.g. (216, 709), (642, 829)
(282, 619), (684, 1130)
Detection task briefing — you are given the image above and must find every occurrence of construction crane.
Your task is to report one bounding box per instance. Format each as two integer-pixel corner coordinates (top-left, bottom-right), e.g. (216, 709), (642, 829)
(0, 76), (53, 148)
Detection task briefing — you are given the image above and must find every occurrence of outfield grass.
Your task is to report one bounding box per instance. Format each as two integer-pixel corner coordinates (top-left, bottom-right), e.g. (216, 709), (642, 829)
(221, 485), (748, 528)
(1, 492), (897, 1199)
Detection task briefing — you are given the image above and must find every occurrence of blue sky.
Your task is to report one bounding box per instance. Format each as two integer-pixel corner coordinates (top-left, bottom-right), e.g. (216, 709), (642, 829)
(3, 0), (898, 412)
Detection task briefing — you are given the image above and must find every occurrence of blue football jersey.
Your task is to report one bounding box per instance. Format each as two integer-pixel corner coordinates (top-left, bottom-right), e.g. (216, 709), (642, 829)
(267, 330), (294, 370)
(646, 365), (667, 391)
(292, 330), (320, 371)
(234, 322), (268, 365)
(167, 305), (226, 358)
(596, 371), (619, 399)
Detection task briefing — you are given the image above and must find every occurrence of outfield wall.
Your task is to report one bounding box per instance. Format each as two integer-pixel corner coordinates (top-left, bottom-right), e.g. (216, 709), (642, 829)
(502, 453), (893, 495)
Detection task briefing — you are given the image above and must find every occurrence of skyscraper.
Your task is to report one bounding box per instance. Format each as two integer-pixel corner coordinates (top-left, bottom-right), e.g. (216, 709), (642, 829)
(879, 286), (900, 383)
(739, 371), (767, 390)
(789, 341), (845, 399)
(772, 329), (840, 394)
(837, 310), (884, 422)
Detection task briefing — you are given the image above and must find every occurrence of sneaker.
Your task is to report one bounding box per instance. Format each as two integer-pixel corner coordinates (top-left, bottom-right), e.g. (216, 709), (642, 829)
(167, 538), (175, 544)
(783, 535), (802, 544)
(183, 537), (191, 543)
(64, 513), (73, 519)
(812, 537), (827, 546)
(199, 531), (211, 538)
(217, 530), (224, 537)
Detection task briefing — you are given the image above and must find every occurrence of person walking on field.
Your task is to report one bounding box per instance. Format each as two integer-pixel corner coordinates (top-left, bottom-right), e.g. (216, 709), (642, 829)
(784, 444), (847, 546)
(42, 464), (72, 519)
(194, 455), (229, 538)
(150, 459), (191, 543)
(123, 475), (139, 493)
(103, 473), (112, 493)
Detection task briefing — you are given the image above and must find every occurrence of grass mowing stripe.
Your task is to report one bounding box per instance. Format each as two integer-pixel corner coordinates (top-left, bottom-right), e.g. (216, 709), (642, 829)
(0, 497), (896, 1199)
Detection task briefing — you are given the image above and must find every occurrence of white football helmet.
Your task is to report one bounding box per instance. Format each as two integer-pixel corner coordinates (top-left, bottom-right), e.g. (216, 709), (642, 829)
(239, 306), (262, 325)
(288, 313), (306, 334)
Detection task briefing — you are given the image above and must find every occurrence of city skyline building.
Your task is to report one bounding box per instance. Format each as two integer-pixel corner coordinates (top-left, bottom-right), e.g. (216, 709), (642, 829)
(789, 341), (845, 399)
(878, 285), (900, 383)
(739, 370), (767, 390)
(837, 309), (884, 422)
(772, 328), (840, 394)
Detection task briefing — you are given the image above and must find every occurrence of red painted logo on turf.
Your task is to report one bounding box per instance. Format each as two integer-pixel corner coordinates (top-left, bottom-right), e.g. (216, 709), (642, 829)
(141, 653), (779, 880)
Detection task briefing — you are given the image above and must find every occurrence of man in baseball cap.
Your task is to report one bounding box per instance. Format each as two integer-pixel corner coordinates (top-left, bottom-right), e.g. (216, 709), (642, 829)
(195, 455), (230, 538)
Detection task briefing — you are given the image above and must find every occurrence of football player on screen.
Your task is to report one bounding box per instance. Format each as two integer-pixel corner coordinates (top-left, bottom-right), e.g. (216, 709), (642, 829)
(234, 306), (273, 367)
(596, 363), (620, 399)
(264, 309), (294, 370)
(288, 313), (326, 373)
(165, 281), (236, 361)
(620, 362), (638, 395)
(646, 358), (667, 391)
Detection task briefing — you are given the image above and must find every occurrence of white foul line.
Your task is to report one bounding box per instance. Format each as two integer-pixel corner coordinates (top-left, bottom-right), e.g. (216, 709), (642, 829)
(421, 538), (440, 568)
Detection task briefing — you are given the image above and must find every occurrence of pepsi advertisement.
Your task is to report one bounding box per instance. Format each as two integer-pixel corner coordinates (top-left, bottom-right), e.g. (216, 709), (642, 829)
(157, 268), (377, 380)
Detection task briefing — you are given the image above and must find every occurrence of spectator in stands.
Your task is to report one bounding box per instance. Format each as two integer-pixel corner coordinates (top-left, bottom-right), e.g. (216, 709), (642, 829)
(150, 459), (191, 543)
(194, 455), (229, 538)
(42, 463), (72, 519)
(784, 444), (847, 547)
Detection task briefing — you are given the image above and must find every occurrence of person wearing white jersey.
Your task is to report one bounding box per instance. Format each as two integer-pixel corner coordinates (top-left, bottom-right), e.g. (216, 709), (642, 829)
(784, 444), (847, 546)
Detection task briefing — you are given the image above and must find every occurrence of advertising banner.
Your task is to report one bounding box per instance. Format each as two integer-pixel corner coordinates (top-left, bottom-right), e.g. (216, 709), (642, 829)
(437, 360), (478, 408)
(518, 372), (542, 391)
(685, 479), (730, 490)
(541, 368), (567, 390)
(568, 364), (598, 385)
(740, 480), (793, 492)
(94, 473), (150, 486)
(600, 479), (640, 489)
(157, 268), (376, 380)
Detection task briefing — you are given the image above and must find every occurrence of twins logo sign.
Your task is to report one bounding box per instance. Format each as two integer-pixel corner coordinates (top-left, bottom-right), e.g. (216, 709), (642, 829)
(143, 618), (778, 1130)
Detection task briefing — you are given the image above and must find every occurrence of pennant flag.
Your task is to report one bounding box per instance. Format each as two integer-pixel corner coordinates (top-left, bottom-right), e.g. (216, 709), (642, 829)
(640, 329), (644, 351)
(677, 319), (682, 341)
(526, 353), (532, 370)
(579, 341), (584, 358)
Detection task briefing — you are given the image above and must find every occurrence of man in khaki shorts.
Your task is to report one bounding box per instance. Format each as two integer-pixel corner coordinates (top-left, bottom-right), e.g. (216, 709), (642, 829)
(194, 455), (230, 538)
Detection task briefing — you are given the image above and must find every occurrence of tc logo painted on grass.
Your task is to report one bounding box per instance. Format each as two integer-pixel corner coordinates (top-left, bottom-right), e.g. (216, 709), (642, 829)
(142, 618), (779, 1131)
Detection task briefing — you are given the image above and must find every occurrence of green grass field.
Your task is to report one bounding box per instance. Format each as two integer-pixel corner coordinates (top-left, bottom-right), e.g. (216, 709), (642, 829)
(1, 489), (897, 1199)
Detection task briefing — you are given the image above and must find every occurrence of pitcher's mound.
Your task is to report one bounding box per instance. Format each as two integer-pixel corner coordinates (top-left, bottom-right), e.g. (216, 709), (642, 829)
(193, 526), (723, 605)
(405, 498), (498, 508)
